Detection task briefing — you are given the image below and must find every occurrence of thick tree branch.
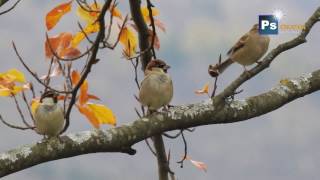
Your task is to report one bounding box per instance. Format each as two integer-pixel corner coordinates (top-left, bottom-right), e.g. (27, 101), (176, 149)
(128, 0), (153, 70)
(1, 69), (320, 177)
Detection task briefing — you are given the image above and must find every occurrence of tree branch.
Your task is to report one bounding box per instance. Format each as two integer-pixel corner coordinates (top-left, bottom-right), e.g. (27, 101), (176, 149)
(1, 69), (320, 177)
(128, 0), (153, 70)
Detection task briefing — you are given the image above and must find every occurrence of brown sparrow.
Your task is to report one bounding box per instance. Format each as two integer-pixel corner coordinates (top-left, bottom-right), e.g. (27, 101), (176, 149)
(208, 24), (270, 77)
(139, 59), (173, 111)
(34, 91), (65, 137)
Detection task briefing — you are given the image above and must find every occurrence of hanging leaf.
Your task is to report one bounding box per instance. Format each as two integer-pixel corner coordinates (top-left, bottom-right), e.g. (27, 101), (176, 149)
(46, 1), (73, 30)
(87, 103), (116, 126)
(189, 158), (208, 172)
(119, 26), (137, 58)
(76, 3), (101, 23)
(140, 6), (159, 22)
(110, 5), (122, 19)
(71, 23), (100, 47)
(195, 83), (209, 95)
(77, 105), (100, 128)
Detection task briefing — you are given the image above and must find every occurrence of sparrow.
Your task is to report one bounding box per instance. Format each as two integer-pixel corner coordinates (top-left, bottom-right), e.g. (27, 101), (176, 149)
(139, 59), (173, 111)
(208, 24), (270, 77)
(34, 91), (65, 138)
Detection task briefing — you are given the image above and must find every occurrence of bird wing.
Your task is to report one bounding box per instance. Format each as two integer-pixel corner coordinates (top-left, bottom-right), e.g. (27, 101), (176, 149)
(227, 33), (249, 56)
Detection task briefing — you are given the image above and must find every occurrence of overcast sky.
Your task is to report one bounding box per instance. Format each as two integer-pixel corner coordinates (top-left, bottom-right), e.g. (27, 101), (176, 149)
(0, 0), (320, 180)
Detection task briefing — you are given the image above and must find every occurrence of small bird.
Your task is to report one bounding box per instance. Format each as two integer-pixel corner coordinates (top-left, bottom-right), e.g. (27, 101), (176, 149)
(208, 24), (270, 77)
(139, 59), (173, 111)
(34, 91), (65, 138)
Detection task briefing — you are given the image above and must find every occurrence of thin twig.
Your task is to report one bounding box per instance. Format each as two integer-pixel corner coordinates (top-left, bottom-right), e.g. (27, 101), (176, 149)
(12, 42), (72, 94)
(12, 94), (32, 128)
(176, 130), (188, 168)
(21, 91), (35, 124)
(0, 114), (33, 130)
(145, 139), (157, 156)
(0, 0), (21, 15)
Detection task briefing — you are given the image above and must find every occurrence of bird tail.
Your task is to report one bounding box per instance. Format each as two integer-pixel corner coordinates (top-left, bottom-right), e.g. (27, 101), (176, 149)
(208, 58), (234, 77)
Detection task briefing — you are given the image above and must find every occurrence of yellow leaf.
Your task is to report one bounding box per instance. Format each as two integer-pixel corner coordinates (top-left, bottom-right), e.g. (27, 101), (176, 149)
(195, 83), (209, 95)
(71, 23), (100, 47)
(31, 98), (40, 115)
(77, 104), (100, 128)
(46, 1), (73, 30)
(76, 3), (101, 23)
(0, 69), (26, 83)
(0, 85), (23, 96)
(110, 5), (122, 19)
(141, 6), (159, 22)
(119, 27), (137, 57)
(87, 103), (116, 126)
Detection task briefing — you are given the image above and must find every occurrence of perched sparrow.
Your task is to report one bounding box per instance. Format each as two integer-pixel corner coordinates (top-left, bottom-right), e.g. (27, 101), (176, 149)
(139, 59), (173, 111)
(34, 91), (65, 137)
(208, 24), (270, 77)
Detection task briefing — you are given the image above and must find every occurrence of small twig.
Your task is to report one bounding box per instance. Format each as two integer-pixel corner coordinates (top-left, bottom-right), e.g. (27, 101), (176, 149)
(21, 91), (35, 124)
(176, 130), (188, 168)
(43, 58), (54, 93)
(163, 131), (182, 139)
(145, 139), (157, 156)
(0, 0), (21, 15)
(12, 42), (71, 94)
(0, 114), (33, 130)
(12, 94), (32, 128)
(75, 0), (100, 13)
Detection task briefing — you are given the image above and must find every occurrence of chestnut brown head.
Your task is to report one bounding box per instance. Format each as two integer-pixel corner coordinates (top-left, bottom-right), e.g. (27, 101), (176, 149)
(146, 59), (170, 73)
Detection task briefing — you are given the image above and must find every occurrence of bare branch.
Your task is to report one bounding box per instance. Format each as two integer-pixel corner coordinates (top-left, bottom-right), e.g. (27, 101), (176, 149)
(0, 0), (20, 15)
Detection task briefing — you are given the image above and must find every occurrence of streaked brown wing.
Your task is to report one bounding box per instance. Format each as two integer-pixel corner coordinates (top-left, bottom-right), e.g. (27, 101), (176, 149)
(227, 33), (249, 55)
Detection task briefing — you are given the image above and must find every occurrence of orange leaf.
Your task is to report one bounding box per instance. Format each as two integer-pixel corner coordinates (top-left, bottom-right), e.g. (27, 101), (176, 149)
(195, 83), (209, 95)
(46, 1), (72, 30)
(87, 94), (100, 101)
(77, 105), (100, 128)
(148, 29), (160, 50)
(79, 80), (89, 105)
(140, 6), (159, 22)
(76, 3), (101, 23)
(71, 70), (81, 85)
(189, 158), (208, 172)
(45, 32), (74, 59)
(110, 5), (122, 19)
(119, 26), (137, 58)
(71, 23), (100, 47)
(60, 47), (81, 58)
(87, 103), (116, 126)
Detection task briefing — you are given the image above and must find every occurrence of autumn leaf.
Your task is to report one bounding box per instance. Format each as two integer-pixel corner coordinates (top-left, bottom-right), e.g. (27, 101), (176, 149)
(141, 6), (159, 22)
(71, 23), (100, 47)
(0, 69), (27, 97)
(76, 3), (101, 23)
(45, 32), (81, 59)
(119, 26), (137, 58)
(31, 98), (40, 115)
(87, 103), (116, 126)
(0, 69), (26, 83)
(46, 1), (73, 30)
(77, 105), (100, 128)
(110, 5), (122, 19)
(148, 29), (160, 50)
(189, 158), (208, 172)
(195, 83), (209, 95)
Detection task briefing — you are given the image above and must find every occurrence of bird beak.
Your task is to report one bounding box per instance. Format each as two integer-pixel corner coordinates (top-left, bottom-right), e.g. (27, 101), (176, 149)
(164, 65), (170, 70)
(163, 65), (170, 73)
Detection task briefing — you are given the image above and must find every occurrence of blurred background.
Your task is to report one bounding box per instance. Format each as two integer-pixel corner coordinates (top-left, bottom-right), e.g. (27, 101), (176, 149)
(0, 0), (320, 179)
